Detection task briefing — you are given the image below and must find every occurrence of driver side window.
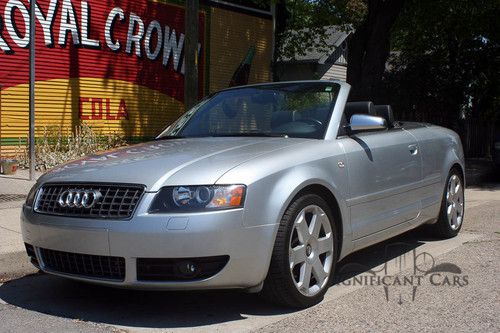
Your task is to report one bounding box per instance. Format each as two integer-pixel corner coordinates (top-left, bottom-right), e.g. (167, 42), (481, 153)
(271, 91), (335, 137)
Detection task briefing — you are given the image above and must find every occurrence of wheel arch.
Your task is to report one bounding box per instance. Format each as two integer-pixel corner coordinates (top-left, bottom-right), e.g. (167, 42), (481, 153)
(292, 184), (344, 258)
(439, 128), (465, 186)
(451, 163), (465, 182)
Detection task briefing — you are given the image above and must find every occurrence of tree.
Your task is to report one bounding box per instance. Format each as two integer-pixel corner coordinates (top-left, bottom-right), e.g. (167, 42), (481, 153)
(274, 0), (366, 62)
(379, 0), (499, 156)
(270, 0), (497, 125)
(273, 0), (404, 101)
(388, 0), (499, 118)
(346, 0), (405, 100)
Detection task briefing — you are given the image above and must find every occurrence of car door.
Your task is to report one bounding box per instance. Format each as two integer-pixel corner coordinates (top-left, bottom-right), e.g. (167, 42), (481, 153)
(339, 127), (422, 240)
(399, 123), (444, 226)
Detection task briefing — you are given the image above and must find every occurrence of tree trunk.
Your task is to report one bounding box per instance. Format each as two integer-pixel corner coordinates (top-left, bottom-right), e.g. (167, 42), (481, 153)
(347, 0), (405, 101)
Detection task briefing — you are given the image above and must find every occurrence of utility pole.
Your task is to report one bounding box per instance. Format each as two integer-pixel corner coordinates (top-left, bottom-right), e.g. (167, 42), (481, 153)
(29, 0), (36, 180)
(184, 0), (199, 111)
(0, 84), (2, 161)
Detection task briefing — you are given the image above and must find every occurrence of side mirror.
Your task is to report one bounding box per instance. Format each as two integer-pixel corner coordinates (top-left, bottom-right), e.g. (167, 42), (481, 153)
(347, 114), (387, 133)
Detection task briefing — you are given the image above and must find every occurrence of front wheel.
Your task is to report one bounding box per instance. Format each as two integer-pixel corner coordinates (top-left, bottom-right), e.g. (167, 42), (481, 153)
(261, 193), (337, 308)
(432, 169), (465, 238)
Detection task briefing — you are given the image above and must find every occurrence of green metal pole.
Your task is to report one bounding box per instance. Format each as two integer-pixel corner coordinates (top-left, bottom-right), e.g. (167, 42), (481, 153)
(29, 0), (36, 180)
(184, 0), (199, 111)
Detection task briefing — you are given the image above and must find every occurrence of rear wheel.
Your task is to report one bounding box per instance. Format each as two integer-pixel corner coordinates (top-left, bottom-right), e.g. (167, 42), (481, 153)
(261, 193), (337, 308)
(432, 169), (465, 238)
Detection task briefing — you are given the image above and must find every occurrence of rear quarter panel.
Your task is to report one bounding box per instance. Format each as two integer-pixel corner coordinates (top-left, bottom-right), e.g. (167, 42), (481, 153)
(405, 124), (465, 223)
(417, 125), (465, 181)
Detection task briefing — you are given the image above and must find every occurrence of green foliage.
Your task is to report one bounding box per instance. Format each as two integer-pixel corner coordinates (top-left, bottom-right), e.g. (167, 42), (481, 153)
(284, 90), (334, 112)
(384, 0), (499, 122)
(275, 0), (367, 60)
(255, 0), (497, 144)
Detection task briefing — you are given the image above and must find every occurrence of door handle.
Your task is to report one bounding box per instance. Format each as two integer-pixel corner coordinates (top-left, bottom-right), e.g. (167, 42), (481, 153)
(408, 144), (418, 155)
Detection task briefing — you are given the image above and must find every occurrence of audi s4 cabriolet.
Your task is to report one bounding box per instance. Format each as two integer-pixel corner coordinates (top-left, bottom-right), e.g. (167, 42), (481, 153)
(21, 81), (465, 307)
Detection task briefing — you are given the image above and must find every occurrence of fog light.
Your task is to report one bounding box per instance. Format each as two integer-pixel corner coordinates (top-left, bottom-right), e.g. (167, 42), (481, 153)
(177, 261), (199, 277)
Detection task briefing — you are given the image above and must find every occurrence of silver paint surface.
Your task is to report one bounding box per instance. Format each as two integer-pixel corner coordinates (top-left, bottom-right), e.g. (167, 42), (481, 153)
(21, 80), (465, 290)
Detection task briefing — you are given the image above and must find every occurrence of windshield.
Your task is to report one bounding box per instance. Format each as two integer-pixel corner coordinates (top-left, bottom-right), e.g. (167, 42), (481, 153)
(157, 82), (340, 140)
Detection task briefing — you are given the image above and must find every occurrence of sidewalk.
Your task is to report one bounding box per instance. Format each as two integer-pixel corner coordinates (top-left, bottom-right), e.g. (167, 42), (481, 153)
(0, 169), (41, 282)
(0, 169), (40, 196)
(0, 207), (39, 283)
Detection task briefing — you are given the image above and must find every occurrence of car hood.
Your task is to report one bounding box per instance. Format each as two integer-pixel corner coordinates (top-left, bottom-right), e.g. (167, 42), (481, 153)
(38, 137), (308, 191)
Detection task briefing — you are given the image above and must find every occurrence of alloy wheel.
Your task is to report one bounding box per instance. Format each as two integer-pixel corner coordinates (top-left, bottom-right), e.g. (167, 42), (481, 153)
(288, 205), (334, 297)
(446, 174), (464, 231)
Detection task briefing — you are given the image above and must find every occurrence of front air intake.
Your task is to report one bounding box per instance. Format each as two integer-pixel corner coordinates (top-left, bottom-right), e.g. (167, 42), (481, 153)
(39, 248), (126, 281)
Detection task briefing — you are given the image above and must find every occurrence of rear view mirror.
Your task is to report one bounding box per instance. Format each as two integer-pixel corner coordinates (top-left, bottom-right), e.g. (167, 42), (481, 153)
(347, 114), (387, 133)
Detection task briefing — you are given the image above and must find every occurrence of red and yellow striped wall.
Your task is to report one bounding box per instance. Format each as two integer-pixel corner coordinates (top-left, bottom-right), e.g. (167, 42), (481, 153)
(0, 0), (273, 156)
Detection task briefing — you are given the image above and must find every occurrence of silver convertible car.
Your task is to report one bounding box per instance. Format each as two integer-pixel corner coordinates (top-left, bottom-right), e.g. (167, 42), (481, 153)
(21, 81), (465, 308)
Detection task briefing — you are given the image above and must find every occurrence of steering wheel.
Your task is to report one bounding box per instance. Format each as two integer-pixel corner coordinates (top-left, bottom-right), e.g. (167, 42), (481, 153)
(300, 118), (323, 127)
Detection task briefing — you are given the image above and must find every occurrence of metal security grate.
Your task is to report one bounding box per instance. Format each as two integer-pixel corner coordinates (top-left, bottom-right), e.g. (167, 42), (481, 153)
(39, 248), (125, 281)
(0, 194), (27, 203)
(34, 184), (144, 219)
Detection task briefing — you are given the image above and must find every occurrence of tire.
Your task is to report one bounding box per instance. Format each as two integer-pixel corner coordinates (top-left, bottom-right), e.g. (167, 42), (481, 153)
(432, 168), (465, 238)
(261, 193), (338, 308)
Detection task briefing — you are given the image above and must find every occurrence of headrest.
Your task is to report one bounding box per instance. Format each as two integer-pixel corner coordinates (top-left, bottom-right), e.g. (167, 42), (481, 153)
(344, 101), (376, 119)
(374, 105), (395, 127)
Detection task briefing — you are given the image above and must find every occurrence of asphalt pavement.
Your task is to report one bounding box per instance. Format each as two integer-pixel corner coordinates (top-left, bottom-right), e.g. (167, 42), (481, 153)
(0, 171), (498, 332)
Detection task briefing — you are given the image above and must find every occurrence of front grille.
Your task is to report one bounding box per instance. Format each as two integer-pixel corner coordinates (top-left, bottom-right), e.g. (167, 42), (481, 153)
(34, 183), (144, 219)
(137, 256), (229, 281)
(40, 248), (125, 281)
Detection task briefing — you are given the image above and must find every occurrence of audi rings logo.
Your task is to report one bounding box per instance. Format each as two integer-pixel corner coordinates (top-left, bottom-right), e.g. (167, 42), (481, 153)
(57, 189), (103, 208)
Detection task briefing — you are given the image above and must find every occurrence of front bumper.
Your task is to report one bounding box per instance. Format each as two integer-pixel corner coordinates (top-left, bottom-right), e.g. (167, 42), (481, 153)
(20, 195), (278, 290)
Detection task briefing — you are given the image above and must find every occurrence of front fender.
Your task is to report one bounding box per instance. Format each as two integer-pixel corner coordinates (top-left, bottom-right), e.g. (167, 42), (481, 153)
(218, 147), (352, 259)
(268, 167), (353, 260)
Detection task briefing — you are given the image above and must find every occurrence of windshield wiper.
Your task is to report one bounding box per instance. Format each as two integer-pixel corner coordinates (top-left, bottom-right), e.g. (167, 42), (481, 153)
(155, 135), (186, 140)
(211, 133), (289, 138)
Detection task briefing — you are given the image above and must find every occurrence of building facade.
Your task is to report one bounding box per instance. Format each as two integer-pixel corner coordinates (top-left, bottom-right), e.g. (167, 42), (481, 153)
(0, 0), (273, 155)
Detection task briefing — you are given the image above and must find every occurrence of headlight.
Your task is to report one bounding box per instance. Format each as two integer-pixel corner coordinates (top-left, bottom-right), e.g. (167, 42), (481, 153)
(25, 184), (39, 206)
(149, 185), (246, 213)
